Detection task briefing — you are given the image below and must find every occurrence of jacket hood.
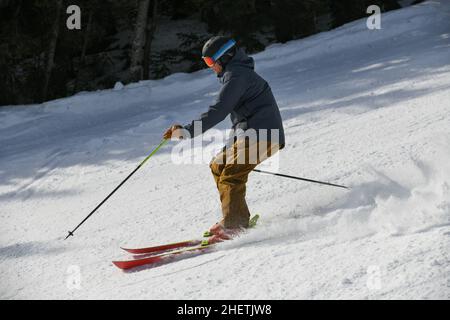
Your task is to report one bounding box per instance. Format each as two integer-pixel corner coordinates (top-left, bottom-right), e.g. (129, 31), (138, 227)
(226, 48), (254, 71)
(218, 48), (254, 78)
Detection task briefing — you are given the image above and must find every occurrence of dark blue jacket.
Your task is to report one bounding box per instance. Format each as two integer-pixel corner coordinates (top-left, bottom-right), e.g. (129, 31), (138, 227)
(184, 48), (285, 147)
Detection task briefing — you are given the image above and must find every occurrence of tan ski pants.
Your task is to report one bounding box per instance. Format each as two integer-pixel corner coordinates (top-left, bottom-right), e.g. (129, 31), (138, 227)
(209, 139), (279, 228)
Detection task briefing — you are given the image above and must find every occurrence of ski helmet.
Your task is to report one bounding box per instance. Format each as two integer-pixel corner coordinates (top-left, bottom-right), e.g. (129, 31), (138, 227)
(202, 36), (236, 67)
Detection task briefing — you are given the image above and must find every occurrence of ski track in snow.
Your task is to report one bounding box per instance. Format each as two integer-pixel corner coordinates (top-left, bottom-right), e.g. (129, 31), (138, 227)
(1, 1), (450, 299)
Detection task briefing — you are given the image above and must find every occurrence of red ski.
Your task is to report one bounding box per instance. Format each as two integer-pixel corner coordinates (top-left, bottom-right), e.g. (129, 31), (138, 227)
(121, 215), (260, 256)
(113, 244), (213, 270)
(114, 215), (260, 270)
(121, 239), (202, 255)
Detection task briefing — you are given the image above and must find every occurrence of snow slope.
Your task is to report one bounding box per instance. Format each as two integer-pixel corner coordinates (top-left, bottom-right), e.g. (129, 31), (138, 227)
(1, 1), (450, 299)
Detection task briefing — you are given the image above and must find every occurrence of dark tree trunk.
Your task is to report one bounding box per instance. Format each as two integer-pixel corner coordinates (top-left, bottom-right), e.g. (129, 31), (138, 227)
(129, 0), (151, 82)
(81, 8), (94, 64)
(41, 0), (63, 102)
(143, 0), (159, 80)
(74, 6), (94, 92)
(12, 0), (22, 37)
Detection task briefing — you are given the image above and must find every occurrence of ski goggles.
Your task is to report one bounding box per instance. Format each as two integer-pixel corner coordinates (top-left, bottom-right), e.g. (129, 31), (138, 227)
(202, 39), (236, 67)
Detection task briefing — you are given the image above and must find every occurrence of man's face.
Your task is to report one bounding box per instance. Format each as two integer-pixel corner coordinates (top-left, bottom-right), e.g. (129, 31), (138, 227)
(211, 62), (223, 74)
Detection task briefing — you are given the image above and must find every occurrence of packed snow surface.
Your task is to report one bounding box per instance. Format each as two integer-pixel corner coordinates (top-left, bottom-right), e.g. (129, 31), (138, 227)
(1, 1), (449, 299)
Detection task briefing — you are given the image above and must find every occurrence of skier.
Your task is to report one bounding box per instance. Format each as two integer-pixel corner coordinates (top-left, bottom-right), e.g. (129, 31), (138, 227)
(164, 36), (285, 243)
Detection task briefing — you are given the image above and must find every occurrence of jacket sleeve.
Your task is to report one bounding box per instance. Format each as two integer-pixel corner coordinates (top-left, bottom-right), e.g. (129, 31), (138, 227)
(184, 72), (247, 138)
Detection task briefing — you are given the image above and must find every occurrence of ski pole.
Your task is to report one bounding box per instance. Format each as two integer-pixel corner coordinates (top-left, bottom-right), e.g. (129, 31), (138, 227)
(65, 139), (168, 240)
(253, 169), (349, 189)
